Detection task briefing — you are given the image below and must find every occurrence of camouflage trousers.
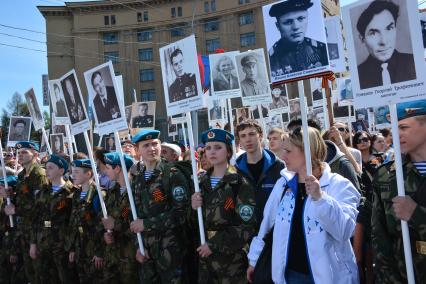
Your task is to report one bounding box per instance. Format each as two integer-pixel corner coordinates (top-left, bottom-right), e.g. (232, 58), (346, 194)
(18, 230), (39, 284)
(198, 250), (247, 284)
(0, 252), (26, 284)
(75, 252), (104, 284)
(140, 230), (186, 284)
(103, 244), (139, 283)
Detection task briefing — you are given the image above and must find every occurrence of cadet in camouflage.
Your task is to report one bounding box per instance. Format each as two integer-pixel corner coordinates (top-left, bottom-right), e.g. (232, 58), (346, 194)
(101, 152), (139, 283)
(66, 159), (104, 284)
(31, 155), (76, 283)
(192, 129), (257, 283)
(267, 0), (328, 77)
(372, 100), (426, 283)
(130, 129), (190, 283)
(3, 142), (48, 284)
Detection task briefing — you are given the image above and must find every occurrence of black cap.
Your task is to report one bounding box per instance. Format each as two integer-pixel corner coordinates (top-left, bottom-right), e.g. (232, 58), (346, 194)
(269, 0), (313, 18)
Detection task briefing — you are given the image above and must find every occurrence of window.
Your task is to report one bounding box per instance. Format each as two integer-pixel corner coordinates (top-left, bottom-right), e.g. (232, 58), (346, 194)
(171, 25), (186, 37)
(204, 19), (219, 32)
(103, 32), (118, 45)
(206, 38), (220, 53)
(111, 15), (116, 25)
(204, 1), (209, 13)
(137, 29), (153, 42)
(178, 7), (182, 17)
(240, 32), (255, 47)
(171, 7), (176, 18)
(138, 48), (153, 61)
(140, 69), (154, 82)
(140, 89), (156, 101)
(239, 11), (253, 25)
(144, 11), (148, 21)
(104, 51), (119, 64)
(104, 15), (109, 25)
(137, 12), (142, 22)
(211, 0), (216, 12)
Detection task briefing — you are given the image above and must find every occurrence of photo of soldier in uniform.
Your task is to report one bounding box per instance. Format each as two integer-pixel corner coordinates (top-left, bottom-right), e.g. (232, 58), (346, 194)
(355, 108), (370, 126)
(105, 135), (116, 152)
(354, 0), (416, 89)
(235, 49), (271, 106)
(160, 35), (204, 116)
(289, 99), (301, 120)
(7, 116), (32, 146)
(209, 51), (242, 99)
(263, 0), (330, 83)
(208, 99), (223, 120)
(24, 88), (44, 130)
(131, 102), (155, 129)
(60, 72), (86, 124)
(269, 84), (289, 114)
(48, 80), (68, 123)
(310, 77), (323, 107)
(338, 78), (354, 106)
(234, 107), (250, 126)
(374, 105), (389, 126)
(50, 134), (64, 154)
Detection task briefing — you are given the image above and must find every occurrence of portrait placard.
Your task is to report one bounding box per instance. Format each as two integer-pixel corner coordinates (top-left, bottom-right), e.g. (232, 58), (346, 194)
(209, 51), (242, 99)
(50, 133), (65, 154)
(130, 101), (156, 135)
(325, 16), (346, 73)
(337, 77), (354, 106)
(269, 83), (289, 115)
(24, 88), (44, 131)
(310, 77), (324, 107)
(48, 79), (70, 125)
(7, 116), (32, 147)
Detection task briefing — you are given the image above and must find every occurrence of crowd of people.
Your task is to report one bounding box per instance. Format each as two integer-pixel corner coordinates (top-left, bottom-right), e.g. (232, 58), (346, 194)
(0, 99), (425, 284)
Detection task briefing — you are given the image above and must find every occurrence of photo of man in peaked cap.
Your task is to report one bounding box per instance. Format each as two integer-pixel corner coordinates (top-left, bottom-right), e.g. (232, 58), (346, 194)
(239, 54), (269, 97)
(356, 0), (416, 89)
(268, 0), (328, 76)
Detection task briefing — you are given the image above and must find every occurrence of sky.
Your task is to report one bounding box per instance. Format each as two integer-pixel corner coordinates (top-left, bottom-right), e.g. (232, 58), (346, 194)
(0, 0), (425, 120)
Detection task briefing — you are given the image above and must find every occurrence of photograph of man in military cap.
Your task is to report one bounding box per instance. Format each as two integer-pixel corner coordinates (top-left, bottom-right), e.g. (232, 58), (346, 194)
(263, 0), (329, 83)
(131, 102), (155, 128)
(354, 0), (416, 90)
(269, 84), (289, 114)
(7, 117), (32, 145)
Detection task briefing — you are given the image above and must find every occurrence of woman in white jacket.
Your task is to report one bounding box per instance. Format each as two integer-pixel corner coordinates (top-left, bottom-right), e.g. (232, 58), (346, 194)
(247, 127), (360, 284)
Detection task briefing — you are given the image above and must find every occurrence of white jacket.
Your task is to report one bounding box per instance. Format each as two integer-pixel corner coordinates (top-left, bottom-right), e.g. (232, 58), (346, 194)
(248, 164), (360, 284)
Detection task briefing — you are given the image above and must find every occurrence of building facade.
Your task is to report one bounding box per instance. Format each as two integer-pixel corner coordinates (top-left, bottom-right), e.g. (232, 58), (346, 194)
(38, 0), (340, 140)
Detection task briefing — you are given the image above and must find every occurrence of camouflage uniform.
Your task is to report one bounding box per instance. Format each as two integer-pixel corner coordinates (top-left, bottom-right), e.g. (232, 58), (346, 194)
(132, 159), (190, 283)
(102, 182), (139, 283)
(198, 166), (257, 283)
(32, 180), (76, 283)
(66, 183), (104, 284)
(14, 163), (48, 283)
(372, 158), (426, 283)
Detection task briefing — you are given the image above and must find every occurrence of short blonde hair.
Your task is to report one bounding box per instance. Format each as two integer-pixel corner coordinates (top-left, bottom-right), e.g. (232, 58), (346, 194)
(288, 127), (327, 171)
(267, 128), (288, 141)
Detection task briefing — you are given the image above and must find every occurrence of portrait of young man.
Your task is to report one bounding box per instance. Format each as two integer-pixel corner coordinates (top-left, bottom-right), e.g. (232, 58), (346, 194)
(8, 118), (30, 142)
(265, 0), (329, 77)
(168, 48), (198, 103)
(52, 83), (68, 118)
(239, 54), (269, 97)
(132, 103), (154, 128)
(91, 70), (121, 123)
(356, 0), (416, 89)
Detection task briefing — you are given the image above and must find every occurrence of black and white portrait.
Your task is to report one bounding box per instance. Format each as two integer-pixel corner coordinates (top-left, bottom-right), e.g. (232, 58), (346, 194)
(159, 35), (204, 116)
(355, 108), (370, 126)
(84, 62), (127, 136)
(342, 0), (426, 108)
(131, 101), (156, 129)
(167, 117), (178, 136)
(235, 49), (271, 106)
(269, 83), (289, 114)
(289, 99), (301, 120)
(50, 133), (64, 154)
(373, 105), (389, 126)
(105, 134), (116, 152)
(209, 51), (242, 99)
(208, 98), (223, 121)
(263, 0), (330, 83)
(338, 77), (354, 106)
(60, 72), (86, 124)
(251, 105), (269, 119)
(24, 88), (44, 131)
(7, 116), (32, 146)
(234, 107), (250, 126)
(125, 106), (132, 125)
(421, 12), (426, 57)
(310, 77), (323, 107)
(40, 129), (49, 154)
(48, 80), (69, 124)
(325, 16), (346, 73)
(53, 124), (67, 138)
(352, 120), (369, 133)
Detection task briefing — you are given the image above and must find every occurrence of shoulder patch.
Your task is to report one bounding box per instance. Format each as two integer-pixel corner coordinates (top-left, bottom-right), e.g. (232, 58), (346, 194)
(311, 39), (317, 47)
(172, 186), (186, 202)
(239, 204), (254, 222)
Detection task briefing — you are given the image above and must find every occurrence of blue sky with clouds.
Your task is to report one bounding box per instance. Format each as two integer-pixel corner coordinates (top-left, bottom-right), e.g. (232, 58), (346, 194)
(0, 0), (425, 122)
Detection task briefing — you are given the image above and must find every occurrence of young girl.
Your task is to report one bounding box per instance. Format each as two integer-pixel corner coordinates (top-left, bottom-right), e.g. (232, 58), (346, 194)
(192, 129), (256, 283)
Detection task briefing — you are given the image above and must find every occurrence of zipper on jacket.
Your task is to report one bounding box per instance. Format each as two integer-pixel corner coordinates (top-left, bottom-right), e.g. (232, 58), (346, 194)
(302, 198), (315, 283)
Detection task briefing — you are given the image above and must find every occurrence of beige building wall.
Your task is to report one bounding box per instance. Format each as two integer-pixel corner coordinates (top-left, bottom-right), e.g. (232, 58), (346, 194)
(39, 0), (340, 138)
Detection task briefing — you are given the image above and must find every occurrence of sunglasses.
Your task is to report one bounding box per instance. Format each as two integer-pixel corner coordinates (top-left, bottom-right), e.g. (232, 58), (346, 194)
(338, 127), (348, 132)
(356, 137), (370, 144)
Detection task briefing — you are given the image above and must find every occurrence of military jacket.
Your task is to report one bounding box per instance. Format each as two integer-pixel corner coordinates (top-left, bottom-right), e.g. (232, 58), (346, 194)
(168, 73), (198, 103)
(132, 115), (154, 128)
(66, 183), (104, 258)
(269, 37), (328, 77)
(0, 196), (19, 256)
(33, 181), (75, 251)
(199, 166), (257, 254)
(372, 158), (426, 283)
(132, 159), (190, 233)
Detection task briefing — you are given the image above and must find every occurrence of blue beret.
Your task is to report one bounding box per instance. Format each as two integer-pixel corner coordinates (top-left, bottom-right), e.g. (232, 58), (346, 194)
(201, 129), (234, 145)
(397, 99), (426, 121)
(47, 155), (69, 173)
(104, 152), (134, 171)
(72, 159), (92, 169)
(0, 176), (18, 187)
(269, 0), (313, 18)
(132, 129), (160, 144)
(15, 141), (40, 152)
